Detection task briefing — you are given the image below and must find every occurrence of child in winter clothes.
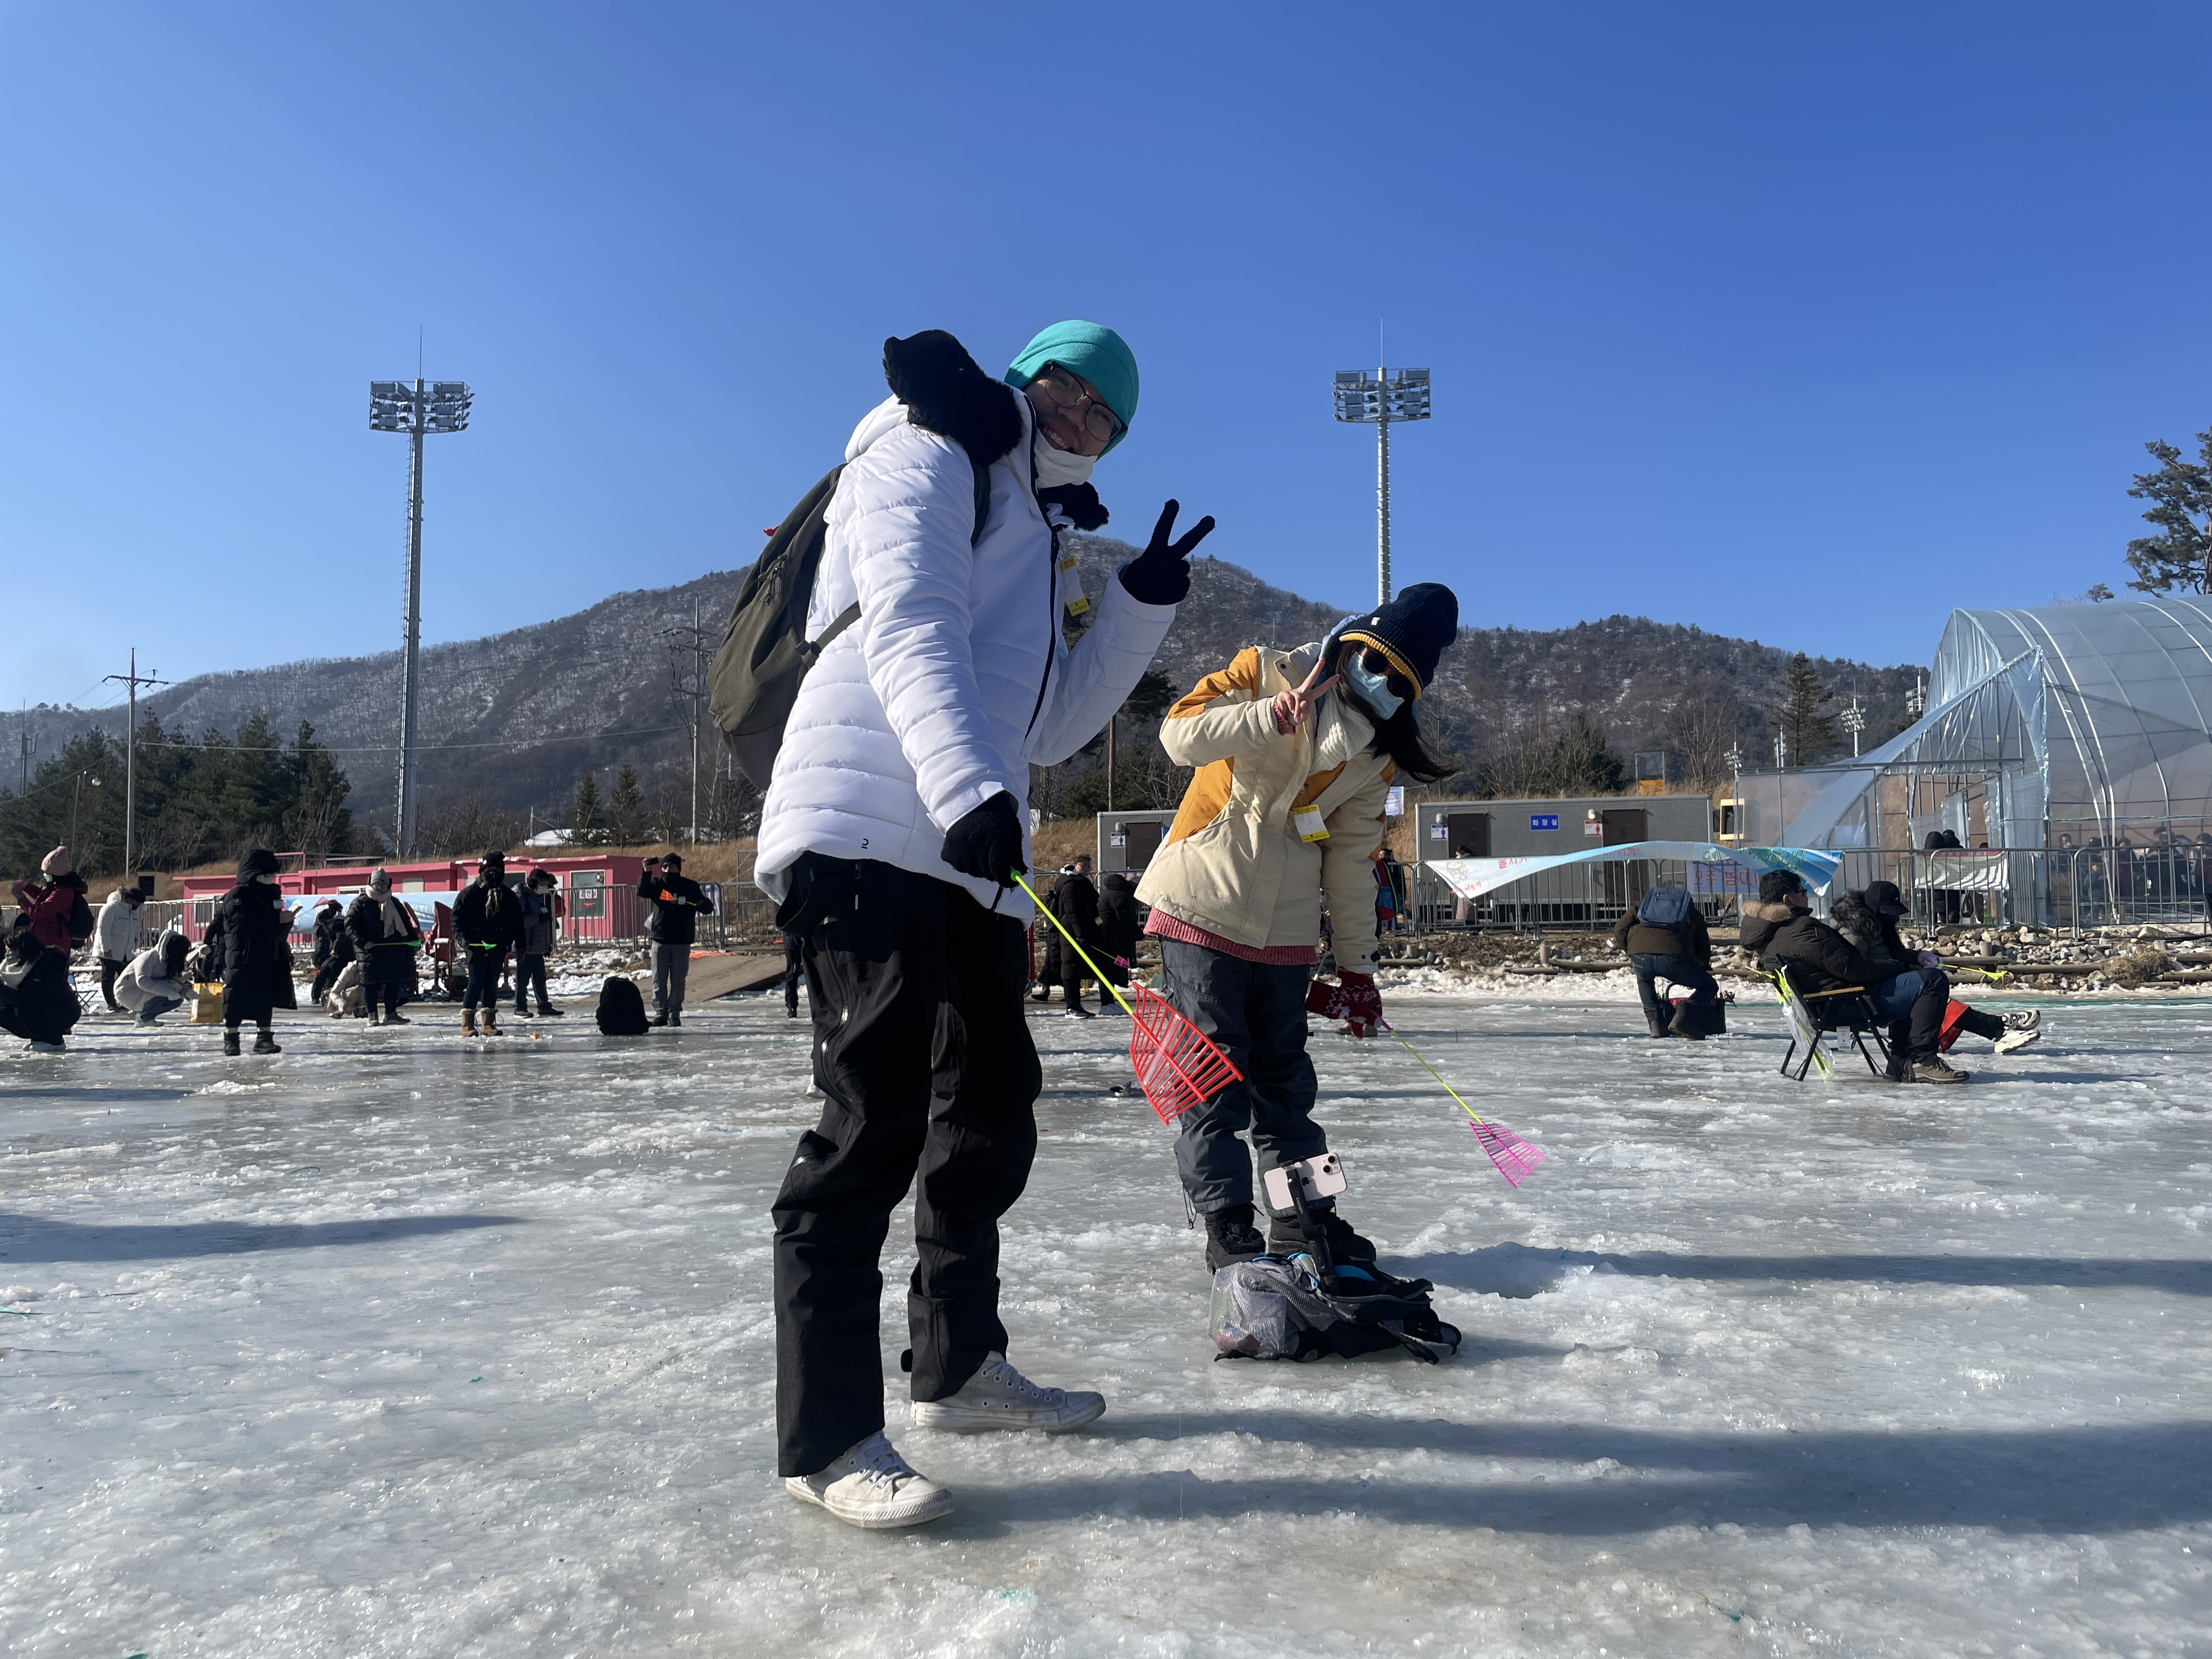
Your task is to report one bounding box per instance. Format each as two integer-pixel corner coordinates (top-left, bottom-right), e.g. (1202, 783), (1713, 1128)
(1136, 584), (1460, 1271)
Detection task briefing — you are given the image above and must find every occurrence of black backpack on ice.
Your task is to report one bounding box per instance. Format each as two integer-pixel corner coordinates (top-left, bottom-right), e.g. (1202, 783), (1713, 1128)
(1210, 1256), (1462, 1363)
(595, 975), (650, 1036)
(708, 331), (1022, 790)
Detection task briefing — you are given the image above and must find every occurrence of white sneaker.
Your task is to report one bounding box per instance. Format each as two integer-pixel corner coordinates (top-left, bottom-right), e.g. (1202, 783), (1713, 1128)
(1994, 1010), (2042, 1055)
(783, 1431), (953, 1530)
(909, 1351), (1107, 1434)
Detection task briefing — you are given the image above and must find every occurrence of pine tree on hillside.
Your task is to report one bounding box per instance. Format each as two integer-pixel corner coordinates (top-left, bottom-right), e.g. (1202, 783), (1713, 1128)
(570, 773), (606, 846)
(606, 763), (647, 845)
(1765, 653), (1839, 766)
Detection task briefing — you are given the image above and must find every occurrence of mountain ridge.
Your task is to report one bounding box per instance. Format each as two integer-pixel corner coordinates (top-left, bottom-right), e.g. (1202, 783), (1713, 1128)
(3, 540), (1924, 836)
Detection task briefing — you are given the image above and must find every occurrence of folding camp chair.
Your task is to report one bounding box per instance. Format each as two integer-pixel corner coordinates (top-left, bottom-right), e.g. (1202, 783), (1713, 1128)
(1773, 964), (1892, 1082)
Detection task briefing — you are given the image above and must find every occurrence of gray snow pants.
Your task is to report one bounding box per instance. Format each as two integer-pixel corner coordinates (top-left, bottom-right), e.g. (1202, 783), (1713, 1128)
(651, 941), (690, 1018)
(1155, 936), (1328, 1217)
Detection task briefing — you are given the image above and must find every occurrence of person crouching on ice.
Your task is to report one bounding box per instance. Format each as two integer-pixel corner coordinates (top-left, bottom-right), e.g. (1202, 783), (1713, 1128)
(1135, 584), (1460, 1272)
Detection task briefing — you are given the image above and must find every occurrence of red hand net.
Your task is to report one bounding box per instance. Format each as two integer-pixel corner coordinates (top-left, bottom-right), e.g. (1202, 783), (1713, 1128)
(1126, 980), (1242, 1125)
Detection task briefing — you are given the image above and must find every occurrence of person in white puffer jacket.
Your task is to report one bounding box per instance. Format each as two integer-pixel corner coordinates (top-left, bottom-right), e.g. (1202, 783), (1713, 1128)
(762, 325), (1214, 1532)
(95, 886), (146, 1012)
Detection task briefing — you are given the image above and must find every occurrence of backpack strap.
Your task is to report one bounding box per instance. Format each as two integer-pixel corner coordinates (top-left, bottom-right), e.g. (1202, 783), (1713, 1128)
(804, 455), (994, 657)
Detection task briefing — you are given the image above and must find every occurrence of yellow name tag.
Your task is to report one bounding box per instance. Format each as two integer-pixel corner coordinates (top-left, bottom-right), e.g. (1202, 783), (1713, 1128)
(1059, 552), (1078, 572)
(1294, 806), (1329, 842)
(1065, 594), (1091, 617)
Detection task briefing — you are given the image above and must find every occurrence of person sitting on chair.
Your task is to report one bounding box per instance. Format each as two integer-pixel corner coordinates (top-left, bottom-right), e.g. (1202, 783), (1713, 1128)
(1741, 869), (1968, 1085)
(1608, 884), (1718, 1039)
(1829, 879), (2041, 1057)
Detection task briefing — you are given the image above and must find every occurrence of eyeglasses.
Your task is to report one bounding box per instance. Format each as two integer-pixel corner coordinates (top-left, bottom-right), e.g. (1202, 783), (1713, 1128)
(1033, 363), (1125, 445)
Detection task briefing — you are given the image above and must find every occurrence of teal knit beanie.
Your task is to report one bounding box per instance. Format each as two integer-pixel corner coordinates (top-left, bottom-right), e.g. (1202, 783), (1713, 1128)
(1005, 320), (1139, 454)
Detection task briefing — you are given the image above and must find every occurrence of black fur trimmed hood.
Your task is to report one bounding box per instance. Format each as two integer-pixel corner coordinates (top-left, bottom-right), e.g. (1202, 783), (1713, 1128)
(882, 330), (1023, 472)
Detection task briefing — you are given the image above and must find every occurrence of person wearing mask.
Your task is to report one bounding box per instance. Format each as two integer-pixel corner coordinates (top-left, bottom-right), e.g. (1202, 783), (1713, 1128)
(454, 851), (522, 1036)
(95, 884), (146, 1012)
(1829, 879), (2041, 1059)
(755, 324), (1204, 1530)
(1608, 885), (1718, 1039)
(1049, 854), (1103, 1018)
(118, 929), (192, 1024)
(309, 899), (353, 1004)
(513, 867), (565, 1018)
(1136, 585), (1460, 1272)
(637, 853), (710, 1026)
(346, 868), (424, 1026)
(208, 849), (295, 1056)
(1742, 869), (1967, 1084)
(1097, 872), (1141, 1015)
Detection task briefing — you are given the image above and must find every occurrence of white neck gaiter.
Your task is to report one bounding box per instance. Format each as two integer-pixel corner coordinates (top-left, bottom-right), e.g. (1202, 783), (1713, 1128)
(1031, 431), (1096, 489)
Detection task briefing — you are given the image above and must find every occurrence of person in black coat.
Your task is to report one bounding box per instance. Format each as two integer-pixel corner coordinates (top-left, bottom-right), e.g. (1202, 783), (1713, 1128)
(0, 912), (81, 1049)
(454, 850), (523, 1035)
(1098, 872), (1139, 1005)
(309, 900), (353, 1004)
(210, 848), (296, 1056)
(637, 854), (710, 1026)
(1923, 827), (1965, 924)
(1049, 855), (1103, 1018)
(346, 867), (424, 1024)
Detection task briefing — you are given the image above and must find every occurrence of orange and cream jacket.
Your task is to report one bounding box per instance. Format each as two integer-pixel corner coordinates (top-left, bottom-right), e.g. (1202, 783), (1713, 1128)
(1136, 643), (1395, 970)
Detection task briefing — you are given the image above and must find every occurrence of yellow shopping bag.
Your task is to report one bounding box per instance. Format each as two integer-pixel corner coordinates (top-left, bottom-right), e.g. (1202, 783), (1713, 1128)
(189, 982), (225, 1024)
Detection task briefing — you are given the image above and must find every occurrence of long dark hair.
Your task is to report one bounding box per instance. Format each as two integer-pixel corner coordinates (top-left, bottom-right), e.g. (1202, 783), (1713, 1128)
(1325, 639), (1454, 783)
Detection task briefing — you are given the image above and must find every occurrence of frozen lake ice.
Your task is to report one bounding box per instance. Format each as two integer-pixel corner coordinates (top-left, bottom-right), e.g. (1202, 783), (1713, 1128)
(4, 988), (2210, 1656)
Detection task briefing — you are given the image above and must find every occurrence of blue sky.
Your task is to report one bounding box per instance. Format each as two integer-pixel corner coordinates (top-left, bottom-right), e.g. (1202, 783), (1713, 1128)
(5, 3), (2209, 713)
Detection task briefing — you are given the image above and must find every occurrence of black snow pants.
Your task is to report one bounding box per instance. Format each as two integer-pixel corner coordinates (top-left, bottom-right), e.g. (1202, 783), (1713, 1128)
(1156, 936), (1328, 1217)
(770, 854), (1042, 1477)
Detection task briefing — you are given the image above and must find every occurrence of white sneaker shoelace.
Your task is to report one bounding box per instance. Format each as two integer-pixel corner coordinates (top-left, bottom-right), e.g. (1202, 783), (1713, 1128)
(978, 1356), (1064, 1406)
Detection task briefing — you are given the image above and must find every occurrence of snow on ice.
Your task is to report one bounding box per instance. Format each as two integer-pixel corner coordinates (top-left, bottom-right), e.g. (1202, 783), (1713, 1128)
(3, 984), (2210, 1655)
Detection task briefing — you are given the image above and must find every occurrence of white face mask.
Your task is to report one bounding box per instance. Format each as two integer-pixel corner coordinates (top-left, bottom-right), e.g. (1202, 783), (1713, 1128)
(1031, 430), (1096, 489)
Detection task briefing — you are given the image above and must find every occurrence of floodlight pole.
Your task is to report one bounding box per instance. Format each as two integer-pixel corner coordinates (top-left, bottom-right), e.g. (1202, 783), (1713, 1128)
(370, 374), (472, 859)
(398, 389), (426, 857)
(1375, 388), (1392, 605)
(1333, 363), (1430, 607)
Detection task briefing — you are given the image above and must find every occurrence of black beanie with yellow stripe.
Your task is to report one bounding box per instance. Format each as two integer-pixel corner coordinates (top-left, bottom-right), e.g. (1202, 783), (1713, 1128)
(1339, 583), (1459, 696)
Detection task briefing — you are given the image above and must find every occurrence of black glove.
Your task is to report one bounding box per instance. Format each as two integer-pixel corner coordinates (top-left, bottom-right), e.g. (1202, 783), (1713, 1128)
(1117, 499), (1216, 606)
(941, 791), (1026, 888)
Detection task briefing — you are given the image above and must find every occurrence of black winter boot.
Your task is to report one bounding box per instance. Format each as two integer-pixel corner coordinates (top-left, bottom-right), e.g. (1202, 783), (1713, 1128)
(1646, 1014), (1671, 1039)
(1667, 1001), (1707, 1040)
(222, 1028), (241, 1057)
(252, 1029), (281, 1055)
(537, 1002), (564, 1017)
(1267, 1205), (1378, 1264)
(1202, 1204), (1266, 1271)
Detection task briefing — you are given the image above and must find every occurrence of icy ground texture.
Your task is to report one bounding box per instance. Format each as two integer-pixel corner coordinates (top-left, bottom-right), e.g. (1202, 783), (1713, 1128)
(4, 994), (2210, 1657)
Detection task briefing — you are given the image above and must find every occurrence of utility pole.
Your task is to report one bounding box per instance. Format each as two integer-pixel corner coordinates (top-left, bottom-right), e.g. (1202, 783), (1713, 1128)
(103, 648), (168, 879)
(369, 375), (474, 858)
(662, 596), (712, 844)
